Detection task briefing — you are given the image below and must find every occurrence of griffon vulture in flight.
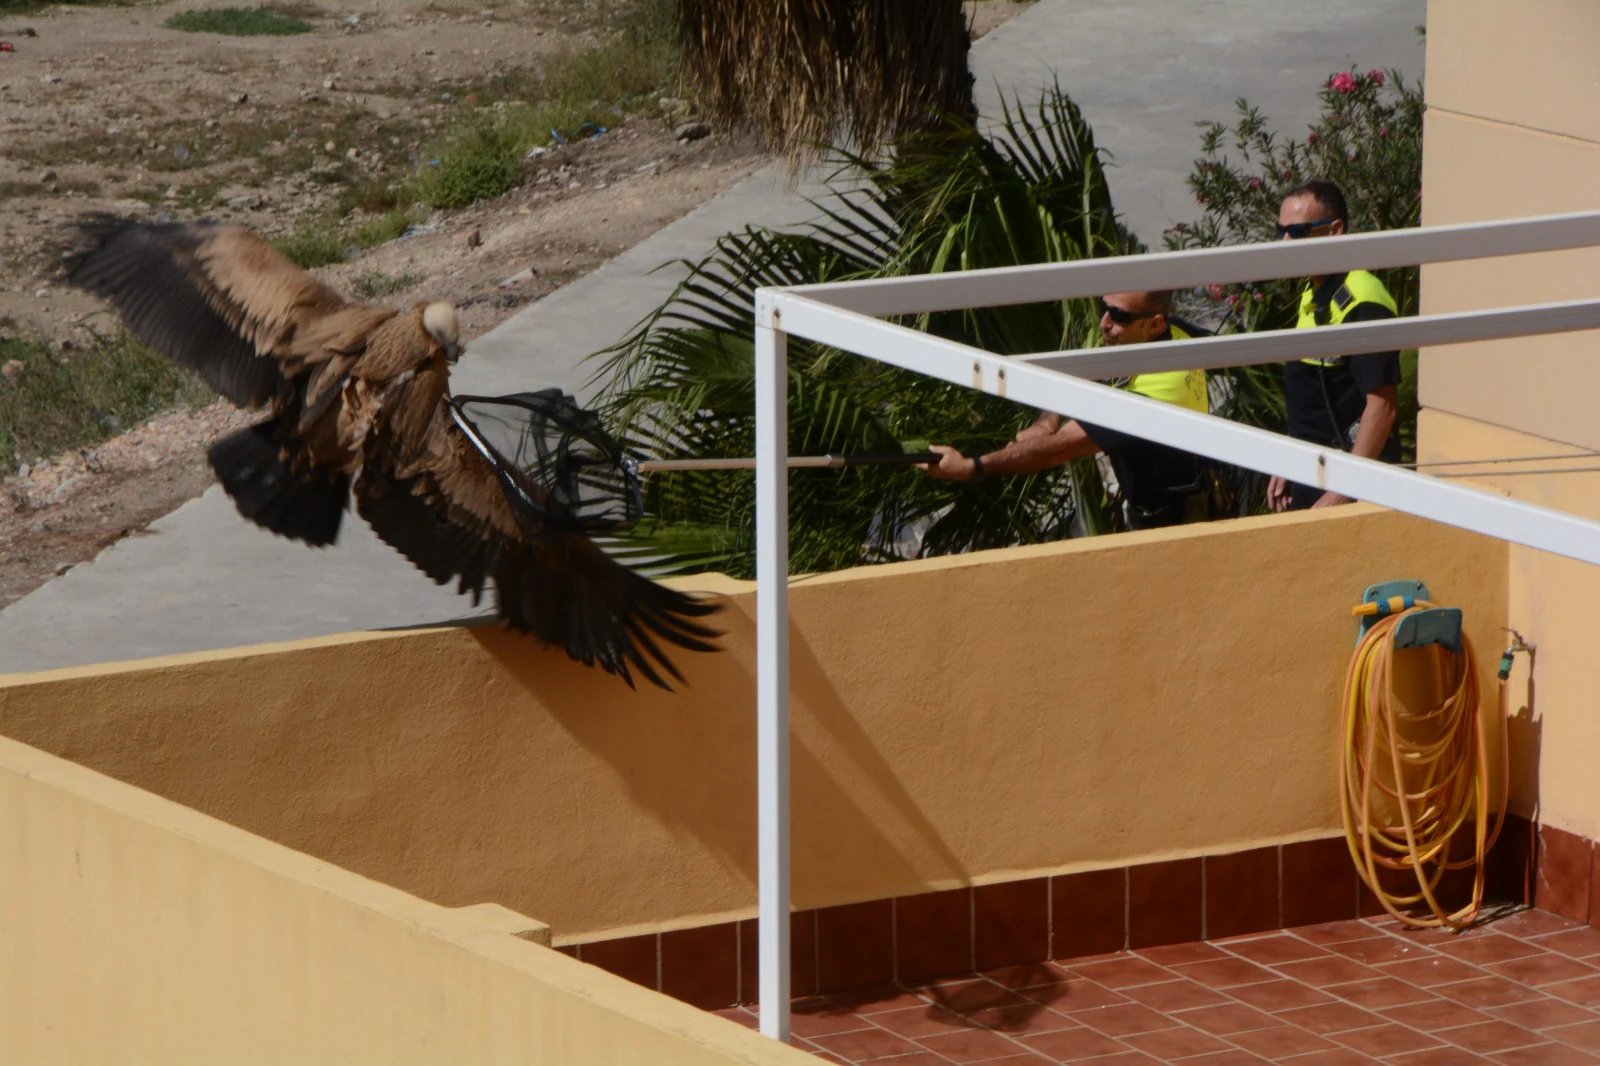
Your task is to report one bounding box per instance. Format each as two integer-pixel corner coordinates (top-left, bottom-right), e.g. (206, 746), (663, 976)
(62, 216), (719, 690)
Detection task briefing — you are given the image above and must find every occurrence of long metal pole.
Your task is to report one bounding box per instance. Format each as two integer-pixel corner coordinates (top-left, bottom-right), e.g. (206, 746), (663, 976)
(771, 291), (1600, 568)
(638, 452), (938, 473)
(754, 296), (791, 1041)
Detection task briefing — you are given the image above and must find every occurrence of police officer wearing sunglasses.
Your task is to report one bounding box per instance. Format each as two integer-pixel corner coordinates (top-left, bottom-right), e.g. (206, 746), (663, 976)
(1267, 179), (1402, 512)
(923, 289), (1224, 531)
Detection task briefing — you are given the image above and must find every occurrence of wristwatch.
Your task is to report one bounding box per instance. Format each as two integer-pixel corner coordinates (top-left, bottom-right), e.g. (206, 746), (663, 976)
(970, 455), (986, 482)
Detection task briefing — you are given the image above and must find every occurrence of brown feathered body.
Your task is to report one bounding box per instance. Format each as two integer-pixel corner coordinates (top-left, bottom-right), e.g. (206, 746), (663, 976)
(63, 216), (720, 689)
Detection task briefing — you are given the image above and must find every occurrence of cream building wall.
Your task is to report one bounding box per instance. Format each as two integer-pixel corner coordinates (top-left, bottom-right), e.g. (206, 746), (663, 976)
(1, 507), (1505, 941)
(1418, 1), (1600, 833)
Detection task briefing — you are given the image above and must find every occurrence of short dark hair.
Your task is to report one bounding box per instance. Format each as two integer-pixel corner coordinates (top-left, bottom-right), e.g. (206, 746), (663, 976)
(1284, 179), (1348, 225)
(1145, 290), (1173, 315)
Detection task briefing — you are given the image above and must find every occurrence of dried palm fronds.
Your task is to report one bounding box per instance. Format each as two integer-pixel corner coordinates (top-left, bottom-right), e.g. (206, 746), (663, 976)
(677, 0), (974, 164)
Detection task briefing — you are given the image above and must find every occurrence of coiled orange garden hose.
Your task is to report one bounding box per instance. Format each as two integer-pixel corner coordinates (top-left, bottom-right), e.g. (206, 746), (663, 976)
(1337, 599), (1510, 929)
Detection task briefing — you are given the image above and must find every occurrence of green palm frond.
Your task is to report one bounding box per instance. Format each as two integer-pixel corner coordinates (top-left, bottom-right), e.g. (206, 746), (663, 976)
(589, 82), (1138, 579)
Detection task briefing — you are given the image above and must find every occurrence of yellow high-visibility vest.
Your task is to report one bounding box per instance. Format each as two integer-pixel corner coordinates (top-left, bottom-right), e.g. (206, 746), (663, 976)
(1117, 323), (1208, 412)
(1297, 270), (1398, 367)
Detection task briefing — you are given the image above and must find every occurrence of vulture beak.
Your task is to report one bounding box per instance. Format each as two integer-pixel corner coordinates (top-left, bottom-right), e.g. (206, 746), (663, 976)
(445, 341), (463, 364)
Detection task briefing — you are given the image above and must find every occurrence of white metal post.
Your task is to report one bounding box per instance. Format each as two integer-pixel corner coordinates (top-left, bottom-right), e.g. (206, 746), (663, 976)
(754, 295), (791, 1041)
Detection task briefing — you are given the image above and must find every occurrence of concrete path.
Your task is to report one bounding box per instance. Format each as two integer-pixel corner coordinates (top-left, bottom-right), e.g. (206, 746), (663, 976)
(0, 0), (1426, 674)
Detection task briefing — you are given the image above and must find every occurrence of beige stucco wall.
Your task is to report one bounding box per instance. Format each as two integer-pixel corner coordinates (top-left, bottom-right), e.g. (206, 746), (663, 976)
(0, 734), (810, 1066)
(1417, 0), (1600, 836)
(1418, 0), (1600, 445)
(0, 507), (1506, 941)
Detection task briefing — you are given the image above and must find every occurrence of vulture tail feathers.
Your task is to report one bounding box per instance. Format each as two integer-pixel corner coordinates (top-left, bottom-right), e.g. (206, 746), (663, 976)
(208, 422), (348, 547)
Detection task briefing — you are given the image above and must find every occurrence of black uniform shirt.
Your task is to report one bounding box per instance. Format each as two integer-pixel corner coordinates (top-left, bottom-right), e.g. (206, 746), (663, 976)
(1282, 276), (1402, 461)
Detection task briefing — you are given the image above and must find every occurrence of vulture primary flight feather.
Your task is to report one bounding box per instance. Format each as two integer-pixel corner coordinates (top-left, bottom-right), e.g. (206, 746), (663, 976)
(61, 215), (720, 690)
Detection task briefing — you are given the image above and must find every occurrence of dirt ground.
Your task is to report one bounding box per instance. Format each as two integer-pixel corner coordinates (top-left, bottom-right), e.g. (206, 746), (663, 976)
(0, 0), (1030, 609)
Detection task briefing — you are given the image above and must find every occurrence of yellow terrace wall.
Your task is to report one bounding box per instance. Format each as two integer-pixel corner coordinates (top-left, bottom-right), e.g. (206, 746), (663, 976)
(0, 507), (1506, 941)
(1418, 0), (1600, 837)
(0, 734), (811, 1066)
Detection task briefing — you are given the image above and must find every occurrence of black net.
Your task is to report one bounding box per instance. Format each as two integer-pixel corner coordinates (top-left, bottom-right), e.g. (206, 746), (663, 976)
(447, 389), (641, 534)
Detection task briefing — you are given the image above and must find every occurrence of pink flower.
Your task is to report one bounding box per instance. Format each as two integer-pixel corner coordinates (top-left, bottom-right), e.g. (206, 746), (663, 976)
(1253, 292), (1264, 302)
(1248, 177), (1262, 189)
(1368, 70), (1386, 86)
(1227, 294), (1238, 307)
(1195, 193), (1204, 204)
(1379, 127), (1389, 138)
(1307, 131), (1320, 148)
(1207, 284), (1225, 301)
(1330, 71), (1358, 94)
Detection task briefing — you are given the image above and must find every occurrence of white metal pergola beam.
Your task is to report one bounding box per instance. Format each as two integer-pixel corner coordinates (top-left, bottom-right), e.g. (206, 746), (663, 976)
(785, 210), (1600, 316)
(752, 212), (1600, 1042)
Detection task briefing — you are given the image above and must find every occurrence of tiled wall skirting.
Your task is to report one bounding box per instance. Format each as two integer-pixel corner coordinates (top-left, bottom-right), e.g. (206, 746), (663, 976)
(559, 816), (1555, 1011)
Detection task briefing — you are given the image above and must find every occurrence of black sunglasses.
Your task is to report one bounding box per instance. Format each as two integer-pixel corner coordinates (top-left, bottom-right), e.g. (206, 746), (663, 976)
(1095, 297), (1154, 326)
(1275, 217), (1338, 240)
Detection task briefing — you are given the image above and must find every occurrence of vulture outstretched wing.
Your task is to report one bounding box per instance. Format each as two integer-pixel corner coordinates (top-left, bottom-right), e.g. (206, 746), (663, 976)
(357, 390), (721, 690)
(61, 214), (391, 409)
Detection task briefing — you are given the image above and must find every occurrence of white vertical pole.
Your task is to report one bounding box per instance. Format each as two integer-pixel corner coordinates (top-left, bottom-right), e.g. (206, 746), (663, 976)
(754, 298), (791, 1041)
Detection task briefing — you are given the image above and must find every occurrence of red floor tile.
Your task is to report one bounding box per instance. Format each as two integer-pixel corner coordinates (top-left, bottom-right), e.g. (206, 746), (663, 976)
(965, 1003), (1078, 1035)
(1292, 920), (1385, 946)
(713, 1006), (759, 1029)
(1435, 1019), (1549, 1054)
(1487, 996), (1598, 1031)
(929, 980), (1033, 1017)
(1490, 909), (1584, 938)
(1224, 935), (1331, 966)
(1547, 976), (1600, 1009)
(1228, 1023), (1339, 1058)
(1550, 1020), (1600, 1052)
(1434, 934), (1548, 966)
(1488, 952), (1598, 987)
(825, 986), (932, 1014)
(1017, 1026), (1132, 1061)
(1434, 976), (1545, 1009)
(1384, 1048), (1489, 1066)
(1174, 1002), (1281, 1036)
(1118, 979), (1229, 1012)
(790, 998), (877, 1038)
(1118, 1024), (1232, 1059)
(1491, 1043), (1600, 1065)
(1067, 956), (1175, 989)
(870, 1004), (979, 1038)
(917, 1027), (1028, 1063)
(1325, 975), (1439, 1009)
(1276, 1050), (1382, 1065)
(1377, 998), (1493, 1031)
(1172, 957), (1278, 989)
(1331, 1022), (1443, 1057)
(808, 1026), (924, 1061)
(1383, 956), (1489, 987)
(1274, 1001), (1386, 1035)
(1536, 929), (1600, 960)
(751, 910), (1600, 1064)
(1327, 935), (1431, 966)
(984, 963), (1074, 990)
(1227, 978), (1336, 1012)
(1066, 1002), (1181, 1038)
(1137, 941), (1230, 966)
(1023, 978), (1128, 1013)
(1273, 955), (1383, 987)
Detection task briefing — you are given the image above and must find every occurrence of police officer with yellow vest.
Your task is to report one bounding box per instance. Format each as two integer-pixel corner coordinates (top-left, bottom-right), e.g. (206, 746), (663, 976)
(1267, 180), (1402, 512)
(923, 289), (1221, 531)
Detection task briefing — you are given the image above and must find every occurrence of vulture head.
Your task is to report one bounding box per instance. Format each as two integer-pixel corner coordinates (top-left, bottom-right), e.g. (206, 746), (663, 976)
(422, 301), (462, 363)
